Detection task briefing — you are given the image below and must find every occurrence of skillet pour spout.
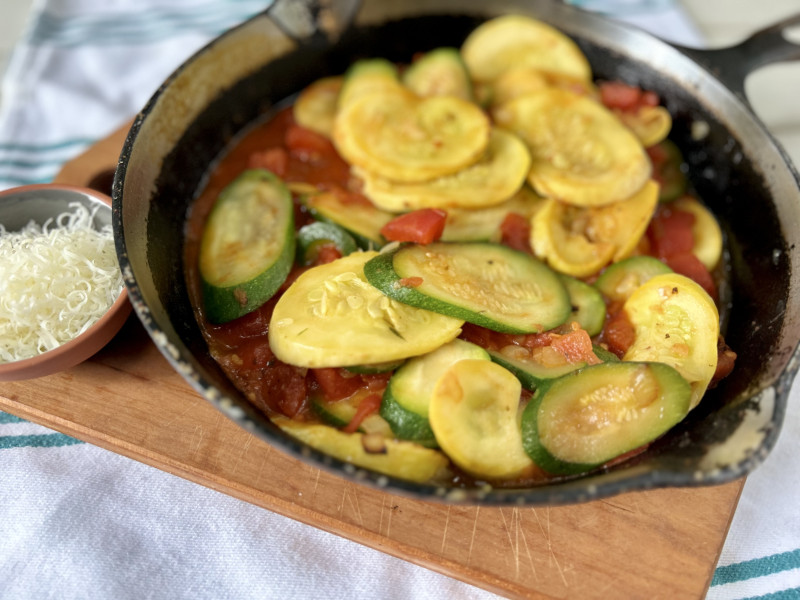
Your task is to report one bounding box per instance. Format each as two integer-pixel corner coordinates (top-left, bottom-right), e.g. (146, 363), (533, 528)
(113, 0), (800, 505)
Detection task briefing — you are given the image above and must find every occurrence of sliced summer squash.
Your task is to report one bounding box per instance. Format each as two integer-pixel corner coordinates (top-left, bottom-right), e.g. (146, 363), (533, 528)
(530, 198), (615, 278)
(333, 88), (490, 183)
(530, 181), (659, 277)
(311, 389), (392, 436)
(381, 339), (489, 447)
(441, 185), (546, 242)
(560, 275), (606, 336)
(337, 58), (401, 110)
(461, 15), (592, 83)
(622, 273), (719, 409)
(491, 66), (598, 108)
(296, 221), (358, 265)
(487, 345), (587, 393)
(294, 76), (343, 138)
(520, 361), (691, 475)
(364, 242), (571, 334)
(356, 128), (531, 211)
(594, 256), (673, 303)
(274, 417), (449, 483)
(199, 169), (295, 323)
(673, 196), (723, 270)
(269, 251), (464, 368)
(616, 105), (672, 148)
(300, 191), (394, 249)
(402, 47), (473, 101)
(494, 87), (651, 207)
(429, 359), (535, 479)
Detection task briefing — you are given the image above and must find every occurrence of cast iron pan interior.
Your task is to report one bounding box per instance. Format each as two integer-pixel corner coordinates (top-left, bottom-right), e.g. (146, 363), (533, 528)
(123, 10), (798, 504)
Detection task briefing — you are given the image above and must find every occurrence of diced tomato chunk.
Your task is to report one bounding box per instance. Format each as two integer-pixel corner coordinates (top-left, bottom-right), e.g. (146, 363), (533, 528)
(342, 393), (383, 434)
(599, 81), (661, 113)
(647, 205), (696, 259)
(285, 124), (336, 160)
(380, 209), (447, 244)
(550, 328), (600, 365)
(312, 368), (364, 401)
(500, 212), (532, 254)
(664, 252), (717, 300)
(312, 244), (343, 266)
(602, 309), (636, 358)
(257, 363), (309, 418)
(248, 147), (289, 177)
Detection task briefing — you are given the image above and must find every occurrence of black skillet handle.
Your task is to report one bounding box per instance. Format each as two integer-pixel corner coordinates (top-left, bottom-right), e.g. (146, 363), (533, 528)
(265, 0), (361, 43)
(674, 13), (800, 103)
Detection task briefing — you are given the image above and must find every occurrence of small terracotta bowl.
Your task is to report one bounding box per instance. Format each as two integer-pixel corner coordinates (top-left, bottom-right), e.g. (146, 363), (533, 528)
(0, 184), (131, 381)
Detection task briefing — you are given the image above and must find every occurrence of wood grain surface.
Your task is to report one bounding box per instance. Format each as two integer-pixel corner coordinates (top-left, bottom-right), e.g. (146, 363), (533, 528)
(0, 122), (745, 599)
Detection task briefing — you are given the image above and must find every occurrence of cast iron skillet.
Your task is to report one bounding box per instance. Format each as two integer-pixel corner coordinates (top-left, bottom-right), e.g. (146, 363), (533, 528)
(113, 0), (800, 505)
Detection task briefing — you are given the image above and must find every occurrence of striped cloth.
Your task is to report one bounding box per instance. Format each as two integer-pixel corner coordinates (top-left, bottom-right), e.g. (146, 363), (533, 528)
(0, 2), (798, 599)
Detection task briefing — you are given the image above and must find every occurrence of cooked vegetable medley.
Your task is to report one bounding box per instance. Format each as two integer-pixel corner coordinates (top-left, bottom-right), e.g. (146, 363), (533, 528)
(188, 15), (737, 488)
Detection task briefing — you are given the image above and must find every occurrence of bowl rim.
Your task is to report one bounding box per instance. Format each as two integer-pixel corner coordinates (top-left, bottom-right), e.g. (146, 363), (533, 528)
(0, 183), (132, 381)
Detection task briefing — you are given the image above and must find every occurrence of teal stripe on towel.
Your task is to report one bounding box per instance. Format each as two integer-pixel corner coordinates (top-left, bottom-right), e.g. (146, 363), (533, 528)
(0, 412), (25, 424)
(712, 549), (800, 586)
(0, 433), (84, 449)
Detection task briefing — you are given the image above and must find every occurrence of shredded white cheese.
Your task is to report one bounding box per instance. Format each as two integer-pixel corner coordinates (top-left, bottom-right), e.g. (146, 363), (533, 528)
(0, 201), (123, 363)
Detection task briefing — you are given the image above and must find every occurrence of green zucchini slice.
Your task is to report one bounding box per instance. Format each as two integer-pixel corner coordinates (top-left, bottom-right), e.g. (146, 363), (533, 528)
(274, 417), (450, 484)
(199, 169), (295, 323)
(560, 275), (606, 336)
(296, 221), (358, 265)
(402, 47), (473, 101)
(520, 361), (691, 475)
(594, 256), (673, 304)
(300, 191), (394, 249)
(487, 346), (587, 393)
(429, 359), (535, 479)
(364, 242), (571, 334)
(269, 251), (464, 368)
(311, 390), (392, 435)
(381, 339), (489, 447)
(488, 342), (618, 392)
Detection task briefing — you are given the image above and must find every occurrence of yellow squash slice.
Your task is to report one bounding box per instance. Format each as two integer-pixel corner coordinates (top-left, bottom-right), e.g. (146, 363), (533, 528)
(461, 15), (592, 83)
(622, 273), (719, 409)
(269, 251), (464, 368)
(274, 417), (450, 484)
(293, 76), (343, 138)
(494, 87), (651, 207)
(531, 198), (615, 278)
(429, 359), (535, 479)
(616, 105), (672, 148)
(356, 128), (531, 211)
(333, 88), (491, 183)
(491, 66), (597, 107)
(530, 181), (658, 277)
(673, 196), (723, 270)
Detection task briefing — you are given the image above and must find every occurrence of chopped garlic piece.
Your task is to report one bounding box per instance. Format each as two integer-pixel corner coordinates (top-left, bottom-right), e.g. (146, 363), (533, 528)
(0, 202), (123, 363)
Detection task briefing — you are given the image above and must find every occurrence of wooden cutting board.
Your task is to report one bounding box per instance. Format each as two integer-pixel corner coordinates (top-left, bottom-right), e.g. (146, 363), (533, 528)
(0, 122), (744, 599)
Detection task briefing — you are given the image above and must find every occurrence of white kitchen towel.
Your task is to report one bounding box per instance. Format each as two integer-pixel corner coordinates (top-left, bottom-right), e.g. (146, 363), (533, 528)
(0, 1), (798, 599)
